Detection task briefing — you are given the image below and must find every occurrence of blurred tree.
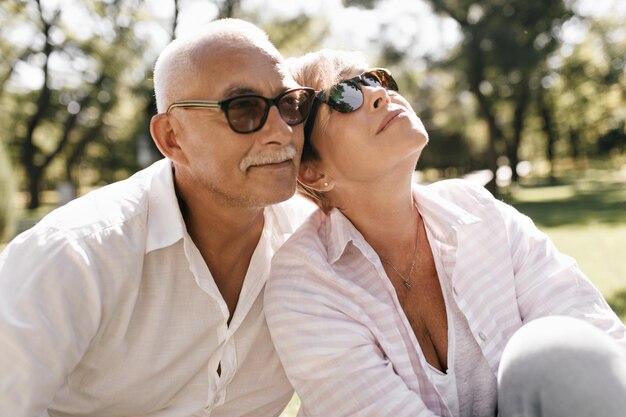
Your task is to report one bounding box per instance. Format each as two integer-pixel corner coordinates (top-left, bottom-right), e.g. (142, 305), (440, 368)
(0, 0), (331, 213)
(131, 0), (179, 172)
(546, 17), (626, 168)
(2, 0), (154, 209)
(0, 140), (16, 242)
(258, 15), (329, 58)
(537, 83), (559, 181)
(426, 0), (571, 192)
(218, 0), (240, 19)
(396, 68), (487, 176)
(328, 0), (574, 190)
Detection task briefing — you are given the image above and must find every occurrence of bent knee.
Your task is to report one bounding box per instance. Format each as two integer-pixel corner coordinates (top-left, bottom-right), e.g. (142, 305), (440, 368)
(498, 316), (626, 417)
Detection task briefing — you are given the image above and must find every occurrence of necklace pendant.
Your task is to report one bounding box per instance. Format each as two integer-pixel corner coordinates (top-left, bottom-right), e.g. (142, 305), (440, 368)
(402, 280), (412, 289)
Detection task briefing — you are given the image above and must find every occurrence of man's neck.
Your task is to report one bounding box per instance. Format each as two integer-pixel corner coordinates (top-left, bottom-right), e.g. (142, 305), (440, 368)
(173, 168), (267, 318)
(182, 193), (265, 254)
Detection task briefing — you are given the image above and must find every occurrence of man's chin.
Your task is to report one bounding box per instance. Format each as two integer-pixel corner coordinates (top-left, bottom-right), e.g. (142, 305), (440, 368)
(265, 186), (297, 205)
(258, 180), (298, 206)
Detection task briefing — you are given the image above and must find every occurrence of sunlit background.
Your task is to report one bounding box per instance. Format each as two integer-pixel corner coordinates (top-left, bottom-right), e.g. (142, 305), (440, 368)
(2, 0), (625, 201)
(1, 1), (625, 414)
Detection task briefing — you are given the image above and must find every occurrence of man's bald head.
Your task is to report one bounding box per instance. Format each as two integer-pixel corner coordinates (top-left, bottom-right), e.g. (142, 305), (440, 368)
(153, 19), (283, 113)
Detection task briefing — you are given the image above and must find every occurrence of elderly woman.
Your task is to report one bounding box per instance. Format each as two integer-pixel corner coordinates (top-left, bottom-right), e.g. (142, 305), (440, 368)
(264, 49), (626, 417)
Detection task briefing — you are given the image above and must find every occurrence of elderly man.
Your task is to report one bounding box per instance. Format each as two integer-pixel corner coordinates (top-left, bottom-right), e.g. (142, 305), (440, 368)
(0, 19), (315, 417)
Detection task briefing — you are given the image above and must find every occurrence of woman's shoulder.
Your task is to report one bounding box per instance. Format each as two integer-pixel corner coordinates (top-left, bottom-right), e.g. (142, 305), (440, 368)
(419, 178), (503, 215)
(425, 178), (496, 203)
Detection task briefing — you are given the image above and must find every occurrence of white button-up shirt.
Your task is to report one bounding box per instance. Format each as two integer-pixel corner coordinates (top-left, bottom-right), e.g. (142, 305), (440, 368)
(265, 179), (626, 417)
(0, 158), (313, 417)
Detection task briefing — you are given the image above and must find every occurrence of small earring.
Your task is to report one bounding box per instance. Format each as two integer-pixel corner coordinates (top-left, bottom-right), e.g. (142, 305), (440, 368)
(323, 182), (328, 187)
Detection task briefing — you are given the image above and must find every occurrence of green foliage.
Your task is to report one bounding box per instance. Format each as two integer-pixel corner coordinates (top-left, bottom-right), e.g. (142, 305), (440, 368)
(254, 14), (329, 57)
(343, 0), (378, 8)
(0, 141), (16, 242)
(542, 18), (626, 162)
(2, 0), (159, 208)
(2, 0), (625, 207)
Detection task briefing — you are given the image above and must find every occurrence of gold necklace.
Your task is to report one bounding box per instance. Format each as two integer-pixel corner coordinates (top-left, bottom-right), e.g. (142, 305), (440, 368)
(379, 208), (420, 290)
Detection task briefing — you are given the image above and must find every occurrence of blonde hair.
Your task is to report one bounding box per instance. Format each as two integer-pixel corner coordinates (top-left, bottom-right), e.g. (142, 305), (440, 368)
(286, 49), (368, 213)
(153, 19), (280, 113)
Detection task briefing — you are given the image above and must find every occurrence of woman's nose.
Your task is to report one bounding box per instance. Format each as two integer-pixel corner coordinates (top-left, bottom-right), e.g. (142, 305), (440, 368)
(363, 84), (391, 111)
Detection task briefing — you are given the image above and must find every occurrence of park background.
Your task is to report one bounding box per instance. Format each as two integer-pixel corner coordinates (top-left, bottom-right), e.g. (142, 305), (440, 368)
(0, 0), (625, 414)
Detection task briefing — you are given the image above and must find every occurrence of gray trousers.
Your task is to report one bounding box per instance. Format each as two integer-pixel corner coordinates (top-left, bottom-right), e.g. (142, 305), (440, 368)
(497, 316), (626, 417)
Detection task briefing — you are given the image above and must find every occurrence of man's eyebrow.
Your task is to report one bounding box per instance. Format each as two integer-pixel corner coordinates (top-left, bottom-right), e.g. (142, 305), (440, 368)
(222, 86), (258, 98)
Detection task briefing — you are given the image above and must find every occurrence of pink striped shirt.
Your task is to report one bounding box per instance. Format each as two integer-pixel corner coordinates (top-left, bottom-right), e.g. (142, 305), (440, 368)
(265, 179), (626, 417)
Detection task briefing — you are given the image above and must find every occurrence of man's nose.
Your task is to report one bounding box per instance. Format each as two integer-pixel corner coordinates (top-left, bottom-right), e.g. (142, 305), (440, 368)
(258, 105), (294, 145)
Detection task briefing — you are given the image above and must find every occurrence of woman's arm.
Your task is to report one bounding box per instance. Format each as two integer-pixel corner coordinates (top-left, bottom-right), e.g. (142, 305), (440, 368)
(493, 193), (626, 347)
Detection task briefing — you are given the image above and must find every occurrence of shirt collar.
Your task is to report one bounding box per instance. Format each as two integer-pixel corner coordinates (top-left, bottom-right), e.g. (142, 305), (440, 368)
(144, 160), (313, 254)
(412, 183), (482, 241)
(145, 159), (186, 253)
(324, 182), (482, 264)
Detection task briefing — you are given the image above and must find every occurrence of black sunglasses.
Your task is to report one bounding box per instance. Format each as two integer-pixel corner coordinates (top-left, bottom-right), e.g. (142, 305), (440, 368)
(167, 87), (316, 134)
(304, 68), (399, 141)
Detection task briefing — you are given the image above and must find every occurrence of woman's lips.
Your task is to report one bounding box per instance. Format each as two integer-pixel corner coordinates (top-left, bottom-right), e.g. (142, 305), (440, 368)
(377, 109), (406, 134)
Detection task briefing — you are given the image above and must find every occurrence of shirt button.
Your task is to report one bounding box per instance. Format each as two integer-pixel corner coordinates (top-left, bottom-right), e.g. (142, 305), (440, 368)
(452, 286), (459, 296)
(478, 331), (487, 341)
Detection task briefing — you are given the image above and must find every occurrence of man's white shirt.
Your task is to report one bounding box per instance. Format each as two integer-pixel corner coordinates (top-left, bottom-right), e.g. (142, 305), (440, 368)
(0, 158), (314, 417)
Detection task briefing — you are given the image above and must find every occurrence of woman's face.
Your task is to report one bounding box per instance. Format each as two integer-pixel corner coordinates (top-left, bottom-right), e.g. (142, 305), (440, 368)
(307, 69), (429, 188)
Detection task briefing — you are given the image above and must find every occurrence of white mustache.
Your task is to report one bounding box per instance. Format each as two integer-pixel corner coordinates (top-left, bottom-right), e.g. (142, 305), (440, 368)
(240, 145), (298, 171)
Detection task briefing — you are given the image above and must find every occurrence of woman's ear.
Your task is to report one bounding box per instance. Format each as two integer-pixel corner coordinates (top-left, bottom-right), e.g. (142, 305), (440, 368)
(150, 113), (188, 165)
(298, 161), (334, 192)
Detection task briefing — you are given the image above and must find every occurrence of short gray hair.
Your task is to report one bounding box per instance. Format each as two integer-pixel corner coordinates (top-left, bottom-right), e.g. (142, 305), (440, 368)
(153, 19), (280, 113)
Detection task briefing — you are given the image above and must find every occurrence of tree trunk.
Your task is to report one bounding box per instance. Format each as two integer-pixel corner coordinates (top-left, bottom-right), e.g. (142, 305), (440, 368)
(466, 38), (500, 195)
(20, 1), (57, 210)
(483, 111), (500, 195)
(539, 90), (557, 182)
(569, 129), (583, 170)
(26, 166), (43, 210)
(509, 81), (530, 183)
(218, 0), (240, 18)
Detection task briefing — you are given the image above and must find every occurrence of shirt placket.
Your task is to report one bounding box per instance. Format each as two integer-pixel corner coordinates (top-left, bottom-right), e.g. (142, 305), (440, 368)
(354, 232), (451, 411)
(194, 210), (278, 415)
(181, 235), (230, 414)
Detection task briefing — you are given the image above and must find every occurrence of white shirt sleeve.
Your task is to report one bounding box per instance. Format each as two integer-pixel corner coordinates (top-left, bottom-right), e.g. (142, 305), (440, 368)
(493, 195), (626, 348)
(0, 228), (102, 416)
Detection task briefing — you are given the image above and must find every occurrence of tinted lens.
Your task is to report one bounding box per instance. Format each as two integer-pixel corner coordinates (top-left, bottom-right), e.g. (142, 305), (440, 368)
(226, 97), (267, 132)
(361, 72), (385, 89)
(327, 82), (363, 113)
(370, 69), (399, 91)
(278, 89), (315, 125)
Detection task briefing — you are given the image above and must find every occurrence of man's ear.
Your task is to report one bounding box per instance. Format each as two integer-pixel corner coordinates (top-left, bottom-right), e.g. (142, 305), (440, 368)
(150, 113), (188, 165)
(298, 161), (334, 192)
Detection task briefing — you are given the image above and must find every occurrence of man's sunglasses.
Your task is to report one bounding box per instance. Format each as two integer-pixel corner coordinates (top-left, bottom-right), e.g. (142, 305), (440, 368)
(304, 68), (399, 141)
(166, 87), (316, 134)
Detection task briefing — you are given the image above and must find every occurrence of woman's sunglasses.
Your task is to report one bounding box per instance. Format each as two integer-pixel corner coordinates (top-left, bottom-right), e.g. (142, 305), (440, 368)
(304, 68), (399, 141)
(166, 87), (316, 134)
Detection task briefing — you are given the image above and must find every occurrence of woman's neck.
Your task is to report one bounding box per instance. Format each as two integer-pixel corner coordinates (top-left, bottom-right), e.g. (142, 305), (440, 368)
(334, 174), (418, 257)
